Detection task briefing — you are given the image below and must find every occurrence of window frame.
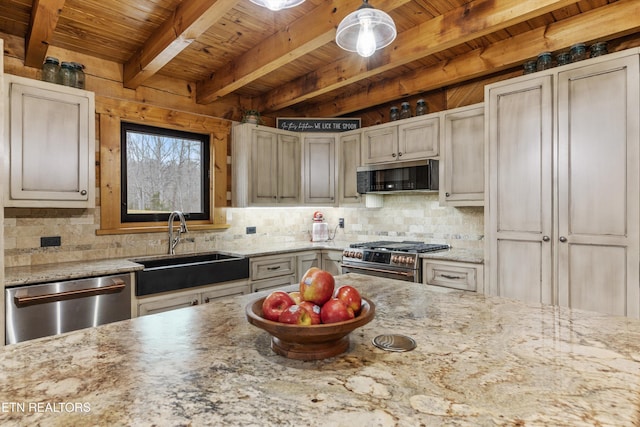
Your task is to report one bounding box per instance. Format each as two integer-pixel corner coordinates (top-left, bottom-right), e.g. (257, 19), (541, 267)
(120, 121), (211, 223)
(96, 100), (230, 236)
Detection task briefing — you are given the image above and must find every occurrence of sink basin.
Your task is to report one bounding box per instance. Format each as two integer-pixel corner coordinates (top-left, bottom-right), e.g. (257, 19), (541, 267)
(134, 253), (249, 296)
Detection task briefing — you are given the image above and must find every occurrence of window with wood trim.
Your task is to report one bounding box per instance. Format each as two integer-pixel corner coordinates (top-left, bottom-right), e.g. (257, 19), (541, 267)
(96, 99), (230, 235)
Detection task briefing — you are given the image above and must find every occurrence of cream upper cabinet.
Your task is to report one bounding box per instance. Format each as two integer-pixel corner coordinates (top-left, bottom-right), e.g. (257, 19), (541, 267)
(303, 134), (336, 205)
(362, 114), (439, 164)
(233, 124), (301, 206)
(439, 103), (484, 207)
(338, 129), (363, 205)
(397, 115), (439, 160)
(485, 48), (640, 318)
(3, 74), (95, 208)
(362, 125), (397, 164)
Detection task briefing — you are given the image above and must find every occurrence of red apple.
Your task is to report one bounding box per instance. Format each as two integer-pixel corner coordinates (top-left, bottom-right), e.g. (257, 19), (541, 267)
(299, 267), (335, 306)
(334, 285), (362, 314)
(278, 305), (312, 325)
(288, 291), (302, 304)
(320, 298), (355, 324)
(299, 301), (322, 325)
(262, 291), (295, 321)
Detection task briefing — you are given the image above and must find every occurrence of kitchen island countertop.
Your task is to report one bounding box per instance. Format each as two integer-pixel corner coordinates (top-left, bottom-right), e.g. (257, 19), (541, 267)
(0, 274), (638, 426)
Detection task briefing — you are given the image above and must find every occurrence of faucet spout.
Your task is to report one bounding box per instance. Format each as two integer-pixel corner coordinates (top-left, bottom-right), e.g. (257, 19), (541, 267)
(168, 211), (188, 255)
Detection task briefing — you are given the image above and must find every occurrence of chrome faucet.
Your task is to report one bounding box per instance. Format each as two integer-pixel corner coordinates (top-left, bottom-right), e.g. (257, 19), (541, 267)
(168, 211), (188, 255)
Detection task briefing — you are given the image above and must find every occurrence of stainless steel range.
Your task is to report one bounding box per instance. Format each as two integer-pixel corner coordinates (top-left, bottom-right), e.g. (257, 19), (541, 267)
(341, 241), (450, 282)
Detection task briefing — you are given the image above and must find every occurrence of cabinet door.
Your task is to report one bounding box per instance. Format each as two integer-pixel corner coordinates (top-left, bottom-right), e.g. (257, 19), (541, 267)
(398, 115), (439, 160)
(277, 133), (301, 204)
(7, 77), (94, 207)
(557, 55), (640, 317)
(138, 292), (200, 316)
(362, 125), (397, 164)
(338, 131), (362, 205)
(321, 250), (343, 276)
(304, 135), (336, 204)
(440, 105), (484, 206)
(486, 75), (554, 304)
(297, 251), (321, 281)
(251, 129), (279, 204)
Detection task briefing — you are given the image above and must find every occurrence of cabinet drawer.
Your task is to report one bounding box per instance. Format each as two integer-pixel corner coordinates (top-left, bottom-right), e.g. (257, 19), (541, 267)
(423, 260), (483, 292)
(251, 275), (297, 293)
(138, 292), (200, 316)
(251, 255), (296, 280)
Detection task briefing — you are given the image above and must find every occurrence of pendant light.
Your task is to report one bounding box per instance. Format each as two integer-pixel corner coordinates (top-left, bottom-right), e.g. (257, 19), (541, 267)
(250, 0), (305, 11)
(335, 0), (397, 58)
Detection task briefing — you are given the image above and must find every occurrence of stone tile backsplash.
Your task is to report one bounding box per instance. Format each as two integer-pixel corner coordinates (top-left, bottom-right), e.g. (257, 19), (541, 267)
(4, 193), (483, 267)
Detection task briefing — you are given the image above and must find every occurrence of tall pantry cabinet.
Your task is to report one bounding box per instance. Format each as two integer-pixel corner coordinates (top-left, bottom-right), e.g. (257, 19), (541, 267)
(485, 48), (640, 317)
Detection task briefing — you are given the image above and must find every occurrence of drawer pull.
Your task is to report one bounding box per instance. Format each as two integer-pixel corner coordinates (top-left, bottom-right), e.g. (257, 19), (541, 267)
(441, 274), (463, 280)
(267, 266), (282, 271)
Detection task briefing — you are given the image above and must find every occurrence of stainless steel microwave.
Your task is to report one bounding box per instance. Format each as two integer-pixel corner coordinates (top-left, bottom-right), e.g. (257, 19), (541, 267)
(356, 159), (439, 193)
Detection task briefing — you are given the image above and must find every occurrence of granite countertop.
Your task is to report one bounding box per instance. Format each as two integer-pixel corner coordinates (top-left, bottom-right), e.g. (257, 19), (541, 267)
(3, 258), (144, 287)
(1, 274), (638, 426)
(4, 241), (483, 287)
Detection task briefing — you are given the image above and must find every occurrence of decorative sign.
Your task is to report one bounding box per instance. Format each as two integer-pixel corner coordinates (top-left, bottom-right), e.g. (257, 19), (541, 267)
(276, 117), (361, 133)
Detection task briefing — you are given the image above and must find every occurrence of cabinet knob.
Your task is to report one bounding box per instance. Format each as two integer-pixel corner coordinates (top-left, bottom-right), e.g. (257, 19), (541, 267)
(80, 190), (87, 195)
(397, 152), (403, 157)
(542, 235), (550, 242)
(204, 297), (210, 303)
(559, 236), (568, 243)
(392, 153), (397, 157)
(445, 192), (450, 197)
(191, 299), (199, 306)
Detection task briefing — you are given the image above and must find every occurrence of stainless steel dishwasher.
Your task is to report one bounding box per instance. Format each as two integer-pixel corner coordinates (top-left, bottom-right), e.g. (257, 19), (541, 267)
(5, 273), (132, 345)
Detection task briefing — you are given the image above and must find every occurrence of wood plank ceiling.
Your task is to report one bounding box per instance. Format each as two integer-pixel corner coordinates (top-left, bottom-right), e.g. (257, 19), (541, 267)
(1, 0), (639, 122)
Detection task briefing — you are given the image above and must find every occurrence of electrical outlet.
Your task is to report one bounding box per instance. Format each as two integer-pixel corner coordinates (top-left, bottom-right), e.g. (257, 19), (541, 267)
(41, 236), (61, 247)
(246, 226), (257, 234)
(338, 218), (344, 228)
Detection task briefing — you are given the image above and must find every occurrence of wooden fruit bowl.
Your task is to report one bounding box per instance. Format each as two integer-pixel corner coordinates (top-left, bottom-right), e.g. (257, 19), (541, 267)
(245, 297), (375, 360)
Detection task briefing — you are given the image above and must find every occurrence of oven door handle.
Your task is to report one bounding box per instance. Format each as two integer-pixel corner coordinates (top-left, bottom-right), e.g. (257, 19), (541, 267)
(343, 264), (415, 278)
(14, 279), (127, 307)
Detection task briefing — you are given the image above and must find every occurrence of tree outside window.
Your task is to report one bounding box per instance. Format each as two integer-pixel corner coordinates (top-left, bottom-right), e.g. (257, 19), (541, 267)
(120, 122), (210, 223)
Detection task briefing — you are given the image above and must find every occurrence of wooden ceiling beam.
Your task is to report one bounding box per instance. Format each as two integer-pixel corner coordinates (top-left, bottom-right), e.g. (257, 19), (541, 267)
(196, 0), (411, 104)
(123, 0), (240, 89)
(258, 0), (578, 113)
(303, 0), (640, 117)
(24, 0), (66, 68)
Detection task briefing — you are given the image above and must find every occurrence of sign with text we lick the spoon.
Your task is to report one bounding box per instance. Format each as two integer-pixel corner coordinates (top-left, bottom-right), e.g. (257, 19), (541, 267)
(276, 117), (361, 132)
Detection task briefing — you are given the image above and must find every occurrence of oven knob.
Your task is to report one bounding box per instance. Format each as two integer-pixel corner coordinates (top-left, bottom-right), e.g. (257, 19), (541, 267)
(391, 255), (397, 263)
(343, 250), (349, 257)
(356, 252), (363, 259)
(404, 256), (412, 264)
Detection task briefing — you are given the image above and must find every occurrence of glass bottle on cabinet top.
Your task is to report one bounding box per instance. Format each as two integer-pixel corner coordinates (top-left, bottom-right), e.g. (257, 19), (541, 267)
(400, 102), (411, 119)
(41, 57), (60, 84)
(390, 106), (399, 121)
(416, 99), (428, 116)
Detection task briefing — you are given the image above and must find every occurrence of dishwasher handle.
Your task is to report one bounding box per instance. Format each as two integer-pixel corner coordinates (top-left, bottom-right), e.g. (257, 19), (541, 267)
(14, 279), (127, 307)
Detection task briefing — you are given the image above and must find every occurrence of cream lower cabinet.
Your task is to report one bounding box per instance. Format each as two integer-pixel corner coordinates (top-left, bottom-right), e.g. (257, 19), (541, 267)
(297, 251), (321, 281)
(3, 74), (95, 208)
(321, 250), (343, 276)
(485, 49), (640, 317)
(439, 103), (484, 206)
(250, 254), (297, 292)
(137, 280), (250, 316)
(423, 260), (483, 292)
